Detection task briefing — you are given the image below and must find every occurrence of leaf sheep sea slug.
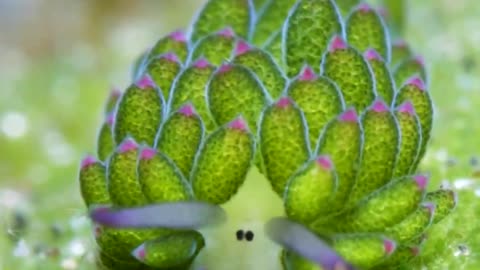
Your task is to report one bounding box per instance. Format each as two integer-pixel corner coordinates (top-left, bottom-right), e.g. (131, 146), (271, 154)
(78, 0), (456, 269)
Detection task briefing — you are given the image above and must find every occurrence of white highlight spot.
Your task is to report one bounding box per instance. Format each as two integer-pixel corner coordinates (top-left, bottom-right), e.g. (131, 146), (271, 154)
(68, 239), (86, 257)
(61, 258), (78, 270)
(1, 112), (28, 139)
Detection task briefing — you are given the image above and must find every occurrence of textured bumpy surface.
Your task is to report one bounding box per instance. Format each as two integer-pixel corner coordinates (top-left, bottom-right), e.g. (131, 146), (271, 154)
(79, 1), (456, 269)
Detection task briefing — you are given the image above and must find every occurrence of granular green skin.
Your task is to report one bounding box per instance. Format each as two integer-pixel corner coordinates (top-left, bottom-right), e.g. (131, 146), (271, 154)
(260, 102), (310, 196)
(340, 177), (425, 232)
(285, 0), (343, 76)
(142, 231), (205, 268)
(332, 234), (389, 269)
(97, 121), (115, 161)
(146, 56), (182, 101)
(156, 111), (204, 178)
(347, 109), (399, 205)
(191, 126), (254, 204)
(233, 48), (286, 100)
(79, 161), (110, 207)
(393, 110), (421, 178)
(322, 47), (376, 112)
(287, 76), (344, 147)
(390, 43), (413, 69)
(316, 116), (362, 212)
(169, 64), (216, 131)
(367, 58), (396, 105)
(96, 227), (170, 268)
(252, 0), (298, 46)
(394, 84), (433, 171)
(335, 0), (360, 17)
(346, 8), (391, 63)
(138, 152), (193, 203)
(393, 58), (428, 87)
(207, 65), (269, 132)
(114, 85), (163, 146)
(263, 31), (283, 66)
(371, 245), (417, 269)
(425, 189), (457, 224)
(191, 0), (252, 42)
(149, 33), (189, 63)
(385, 204), (433, 243)
(284, 160), (337, 224)
(107, 146), (147, 206)
(191, 33), (236, 66)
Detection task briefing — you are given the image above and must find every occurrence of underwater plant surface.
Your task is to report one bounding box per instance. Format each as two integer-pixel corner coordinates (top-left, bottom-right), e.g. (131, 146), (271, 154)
(1, 0), (480, 269)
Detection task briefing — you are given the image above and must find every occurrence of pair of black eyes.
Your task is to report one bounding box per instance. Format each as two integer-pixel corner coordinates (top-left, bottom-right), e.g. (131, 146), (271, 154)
(236, 230), (254, 241)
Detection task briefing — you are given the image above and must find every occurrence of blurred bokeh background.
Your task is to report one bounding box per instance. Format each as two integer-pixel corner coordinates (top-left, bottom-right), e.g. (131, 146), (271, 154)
(0, 0), (479, 269)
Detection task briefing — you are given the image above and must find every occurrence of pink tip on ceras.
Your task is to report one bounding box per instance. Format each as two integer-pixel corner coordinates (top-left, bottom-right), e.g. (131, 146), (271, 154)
(371, 99), (389, 113)
(193, 57), (211, 69)
(377, 6), (388, 18)
(163, 52), (180, 63)
(414, 55), (425, 66)
(298, 65), (317, 81)
(276, 97), (292, 109)
(329, 36), (347, 52)
(110, 87), (122, 98)
(235, 40), (252, 56)
(406, 76), (426, 91)
(364, 48), (382, 61)
(136, 75), (156, 89)
(413, 175), (429, 190)
(316, 156), (333, 171)
(228, 116), (249, 131)
(178, 103), (196, 117)
(393, 39), (407, 48)
(140, 147), (157, 160)
(218, 63), (233, 74)
(81, 155), (97, 169)
(357, 2), (372, 12)
(132, 243), (147, 261)
(339, 108), (358, 122)
(383, 239), (396, 255)
(421, 202), (436, 216)
(169, 30), (187, 42)
(397, 101), (416, 115)
(118, 138), (138, 153)
(218, 27), (235, 38)
(106, 112), (115, 126)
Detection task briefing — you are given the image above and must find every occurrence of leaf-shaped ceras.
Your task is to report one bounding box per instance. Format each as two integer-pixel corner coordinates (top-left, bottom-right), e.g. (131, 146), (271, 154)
(346, 3), (391, 63)
(190, 0), (253, 42)
(155, 104), (204, 178)
(284, 0), (343, 76)
(113, 76), (164, 146)
(260, 97), (310, 196)
(321, 36), (376, 112)
(316, 109), (362, 212)
(287, 65), (344, 147)
(191, 117), (255, 204)
(207, 63), (269, 132)
(347, 99), (400, 206)
(232, 40), (287, 100)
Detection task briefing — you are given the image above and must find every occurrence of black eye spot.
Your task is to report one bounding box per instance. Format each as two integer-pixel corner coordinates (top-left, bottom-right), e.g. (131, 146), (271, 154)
(236, 229), (244, 241)
(245, 230), (254, 241)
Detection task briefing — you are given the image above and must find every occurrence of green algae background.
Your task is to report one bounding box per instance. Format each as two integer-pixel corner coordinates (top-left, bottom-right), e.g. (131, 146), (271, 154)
(0, 0), (479, 269)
